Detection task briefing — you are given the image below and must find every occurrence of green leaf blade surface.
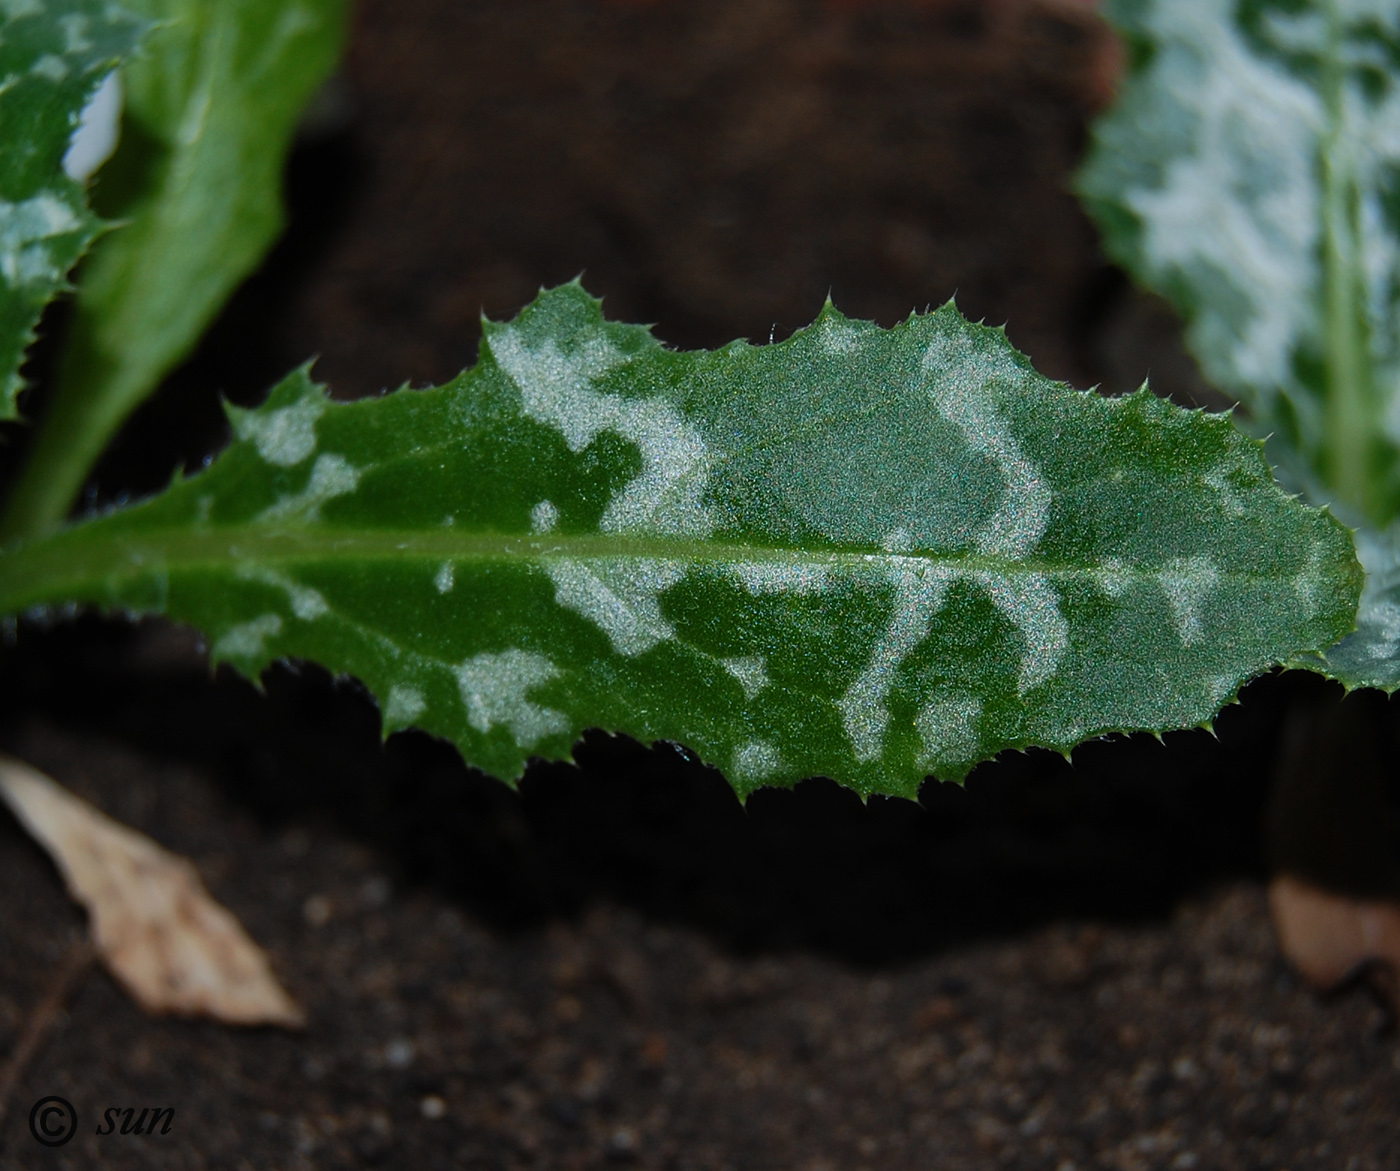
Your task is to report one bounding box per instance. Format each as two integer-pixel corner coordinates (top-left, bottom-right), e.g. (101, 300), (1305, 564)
(1297, 522), (1400, 690)
(0, 0), (145, 418)
(0, 286), (1363, 796)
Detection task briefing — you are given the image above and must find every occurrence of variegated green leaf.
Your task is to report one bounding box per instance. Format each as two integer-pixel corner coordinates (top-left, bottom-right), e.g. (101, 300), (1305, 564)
(0, 286), (1362, 796)
(1292, 524), (1400, 689)
(1, 0), (349, 539)
(0, 0), (145, 419)
(1079, 0), (1400, 531)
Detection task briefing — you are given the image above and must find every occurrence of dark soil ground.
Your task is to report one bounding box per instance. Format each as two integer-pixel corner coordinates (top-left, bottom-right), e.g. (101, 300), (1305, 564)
(2, 1), (1399, 1167)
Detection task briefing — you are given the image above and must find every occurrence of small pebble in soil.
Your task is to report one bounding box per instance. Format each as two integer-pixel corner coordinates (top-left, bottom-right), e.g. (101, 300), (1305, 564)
(384, 1036), (415, 1068)
(606, 1126), (638, 1162)
(419, 1094), (447, 1120)
(302, 892), (332, 926)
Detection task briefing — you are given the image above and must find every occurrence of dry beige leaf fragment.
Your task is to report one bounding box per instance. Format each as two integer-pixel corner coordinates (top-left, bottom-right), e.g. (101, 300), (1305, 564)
(1269, 874), (1400, 1004)
(0, 754), (303, 1027)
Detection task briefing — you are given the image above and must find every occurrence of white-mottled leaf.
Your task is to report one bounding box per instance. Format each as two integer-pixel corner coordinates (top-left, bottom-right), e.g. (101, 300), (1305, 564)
(1080, 0), (1400, 687)
(1081, 0), (1400, 514)
(0, 286), (1360, 796)
(1293, 522), (1400, 688)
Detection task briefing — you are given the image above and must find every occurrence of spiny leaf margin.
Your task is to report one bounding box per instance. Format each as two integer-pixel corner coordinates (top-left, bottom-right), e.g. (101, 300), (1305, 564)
(0, 284), (1363, 797)
(1295, 521), (1400, 691)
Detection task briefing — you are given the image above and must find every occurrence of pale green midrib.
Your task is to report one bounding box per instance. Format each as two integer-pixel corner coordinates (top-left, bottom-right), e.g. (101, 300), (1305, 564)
(1318, 0), (1378, 522)
(0, 522), (1317, 615)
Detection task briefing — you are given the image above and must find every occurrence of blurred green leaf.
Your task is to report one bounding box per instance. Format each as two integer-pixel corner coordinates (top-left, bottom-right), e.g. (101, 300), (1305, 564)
(0, 0), (145, 418)
(2, 0), (350, 538)
(1080, 0), (1400, 528)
